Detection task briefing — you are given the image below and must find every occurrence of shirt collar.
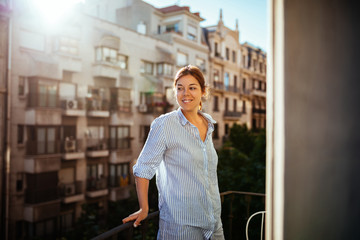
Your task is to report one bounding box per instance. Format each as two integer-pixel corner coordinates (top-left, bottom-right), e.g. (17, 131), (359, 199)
(177, 107), (216, 127)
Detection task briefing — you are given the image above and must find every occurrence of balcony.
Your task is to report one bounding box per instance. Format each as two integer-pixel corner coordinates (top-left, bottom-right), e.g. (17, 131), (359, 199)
(86, 178), (108, 198)
(213, 81), (225, 91)
(60, 181), (85, 204)
(24, 200), (60, 223)
(61, 139), (85, 160)
(93, 62), (120, 79)
(110, 101), (132, 113)
(224, 111), (242, 119)
(92, 191), (265, 240)
(252, 108), (266, 114)
(26, 140), (61, 156)
(252, 89), (266, 98)
(227, 86), (240, 93)
(87, 98), (110, 117)
(138, 102), (172, 115)
(109, 176), (131, 201)
(25, 188), (59, 204)
(26, 93), (62, 125)
(242, 89), (252, 98)
(86, 139), (109, 157)
(60, 98), (86, 116)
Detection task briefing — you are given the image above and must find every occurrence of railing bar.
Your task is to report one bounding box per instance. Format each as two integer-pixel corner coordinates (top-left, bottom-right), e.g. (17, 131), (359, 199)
(91, 211), (159, 240)
(220, 191), (265, 197)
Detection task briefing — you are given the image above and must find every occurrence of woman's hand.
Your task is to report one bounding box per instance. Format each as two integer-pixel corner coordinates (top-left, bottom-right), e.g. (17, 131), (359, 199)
(122, 208), (149, 227)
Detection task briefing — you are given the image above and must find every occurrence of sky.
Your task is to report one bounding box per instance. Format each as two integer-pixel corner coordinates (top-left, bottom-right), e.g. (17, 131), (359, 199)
(143, 0), (268, 52)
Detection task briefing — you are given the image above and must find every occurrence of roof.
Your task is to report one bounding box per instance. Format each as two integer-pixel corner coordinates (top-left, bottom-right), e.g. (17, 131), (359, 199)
(157, 5), (202, 19)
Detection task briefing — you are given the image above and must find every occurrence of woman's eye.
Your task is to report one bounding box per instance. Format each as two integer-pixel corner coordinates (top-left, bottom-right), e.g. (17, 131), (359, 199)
(177, 87), (183, 91)
(190, 87), (196, 90)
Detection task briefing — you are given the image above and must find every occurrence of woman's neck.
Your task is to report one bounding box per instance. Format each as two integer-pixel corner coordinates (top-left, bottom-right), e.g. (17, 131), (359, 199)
(181, 108), (201, 124)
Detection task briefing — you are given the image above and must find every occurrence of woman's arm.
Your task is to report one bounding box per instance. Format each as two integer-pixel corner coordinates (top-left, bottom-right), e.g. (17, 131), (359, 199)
(122, 177), (149, 227)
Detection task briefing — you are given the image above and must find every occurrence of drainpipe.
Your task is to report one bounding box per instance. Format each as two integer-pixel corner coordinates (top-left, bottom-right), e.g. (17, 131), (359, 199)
(4, 1), (13, 239)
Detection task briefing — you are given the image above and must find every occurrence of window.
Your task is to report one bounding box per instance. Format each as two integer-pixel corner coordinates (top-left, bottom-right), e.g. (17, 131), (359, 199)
(226, 48), (230, 60)
(225, 123), (229, 135)
(58, 212), (74, 233)
(109, 126), (131, 150)
(157, 63), (173, 76)
(87, 87), (109, 111)
(16, 173), (23, 192)
(232, 50), (236, 63)
(165, 22), (179, 33)
(242, 100), (246, 113)
(213, 123), (219, 139)
(157, 25), (161, 34)
(233, 99), (237, 112)
(140, 125), (150, 144)
(27, 126), (60, 155)
(86, 126), (106, 150)
(29, 79), (58, 108)
(87, 163), (105, 190)
(213, 69), (220, 82)
(58, 36), (78, 55)
(213, 96), (219, 112)
(96, 47), (127, 69)
(176, 52), (188, 66)
(109, 163), (130, 187)
(17, 125), (24, 144)
(137, 21), (146, 34)
(224, 72), (230, 91)
(225, 98), (229, 112)
(18, 76), (25, 96)
(215, 42), (220, 56)
(243, 55), (247, 68)
(187, 25), (197, 41)
(140, 60), (154, 74)
(243, 78), (246, 90)
(195, 58), (205, 72)
(110, 88), (131, 112)
(234, 75), (238, 92)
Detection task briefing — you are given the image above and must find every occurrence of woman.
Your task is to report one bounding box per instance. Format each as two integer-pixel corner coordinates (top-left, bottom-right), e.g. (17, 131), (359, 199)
(123, 65), (224, 240)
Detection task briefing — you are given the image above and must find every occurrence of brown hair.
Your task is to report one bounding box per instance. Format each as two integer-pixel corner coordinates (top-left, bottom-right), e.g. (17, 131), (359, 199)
(174, 65), (208, 110)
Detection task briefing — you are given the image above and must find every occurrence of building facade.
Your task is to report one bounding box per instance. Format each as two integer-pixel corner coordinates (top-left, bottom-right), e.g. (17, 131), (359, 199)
(4, 0), (266, 239)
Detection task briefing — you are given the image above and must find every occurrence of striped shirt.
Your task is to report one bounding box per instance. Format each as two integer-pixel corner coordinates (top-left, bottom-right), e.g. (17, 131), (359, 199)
(133, 108), (222, 235)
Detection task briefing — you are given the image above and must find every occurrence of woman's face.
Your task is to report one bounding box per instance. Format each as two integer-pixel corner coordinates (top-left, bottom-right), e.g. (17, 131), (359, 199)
(175, 74), (204, 113)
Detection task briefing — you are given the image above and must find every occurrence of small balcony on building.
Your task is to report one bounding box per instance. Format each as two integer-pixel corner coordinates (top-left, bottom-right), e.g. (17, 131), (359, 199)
(213, 81), (225, 91)
(59, 181), (85, 204)
(252, 108), (266, 114)
(24, 200), (61, 223)
(138, 92), (172, 114)
(61, 138), (85, 160)
(86, 98), (110, 117)
(252, 89), (266, 98)
(223, 111), (242, 120)
(108, 163), (131, 201)
(86, 138), (109, 157)
(86, 177), (108, 198)
(110, 88), (132, 114)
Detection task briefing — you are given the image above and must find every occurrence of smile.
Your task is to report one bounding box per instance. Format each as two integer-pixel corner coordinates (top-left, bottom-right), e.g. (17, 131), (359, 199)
(182, 99), (193, 103)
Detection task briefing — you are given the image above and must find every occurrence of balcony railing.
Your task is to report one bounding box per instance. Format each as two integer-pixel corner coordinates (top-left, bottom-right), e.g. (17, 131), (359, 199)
(86, 139), (109, 151)
(61, 139), (84, 153)
(27, 93), (60, 108)
(213, 81), (224, 91)
(108, 138), (131, 150)
(252, 108), (266, 114)
(87, 98), (110, 111)
(87, 178), (107, 191)
(91, 191), (265, 240)
(60, 98), (86, 110)
(110, 101), (132, 113)
(26, 140), (61, 155)
(224, 111), (242, 118)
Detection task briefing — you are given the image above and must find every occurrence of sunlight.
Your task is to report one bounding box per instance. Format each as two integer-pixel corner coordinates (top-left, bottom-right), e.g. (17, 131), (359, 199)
(30, 0), (84, 25)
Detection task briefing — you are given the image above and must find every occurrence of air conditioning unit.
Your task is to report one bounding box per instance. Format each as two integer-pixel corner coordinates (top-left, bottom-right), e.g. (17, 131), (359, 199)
(64, 139), (76, 152)
(65, 100), (78, 109)
(64, 184), (75, 196)
(139, 104), (148, 113)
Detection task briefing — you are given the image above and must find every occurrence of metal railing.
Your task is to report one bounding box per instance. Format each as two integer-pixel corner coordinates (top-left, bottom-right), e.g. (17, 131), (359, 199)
(91, 191), (265, 240)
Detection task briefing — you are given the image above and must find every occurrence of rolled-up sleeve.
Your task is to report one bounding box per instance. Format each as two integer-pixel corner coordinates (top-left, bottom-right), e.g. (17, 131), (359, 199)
(133, 117), (167, 179)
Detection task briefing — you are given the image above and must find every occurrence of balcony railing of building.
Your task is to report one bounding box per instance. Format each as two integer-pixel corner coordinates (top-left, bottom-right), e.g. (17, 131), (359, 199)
(87, 98), (110, 111)
(252, 108), (266, 114)
(138, 102), (172, 114)
(26, 140), (61, 155)
(108, 138), (131, 150)
(27, 93), (61, 108)
(110, 101), (132, 113)
(87, 177), (107, 191)
(86, 138), (109, 151)
(224, 111), (242, 118)
(91, 191), (265, 240)
(60, 98), (86, 111)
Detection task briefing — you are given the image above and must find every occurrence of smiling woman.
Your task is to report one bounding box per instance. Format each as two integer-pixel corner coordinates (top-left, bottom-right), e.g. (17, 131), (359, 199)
(30, 0), (84, 24)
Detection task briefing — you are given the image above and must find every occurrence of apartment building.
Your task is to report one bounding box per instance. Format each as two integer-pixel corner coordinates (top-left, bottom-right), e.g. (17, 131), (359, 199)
(4, 0), (266, 239)
(203, 10), (252, 148)
(241, 42), (267, 130)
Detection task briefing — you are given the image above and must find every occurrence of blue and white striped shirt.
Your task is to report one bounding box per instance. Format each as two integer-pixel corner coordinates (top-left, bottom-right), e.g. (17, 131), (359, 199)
(133, 108), (222, 233)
